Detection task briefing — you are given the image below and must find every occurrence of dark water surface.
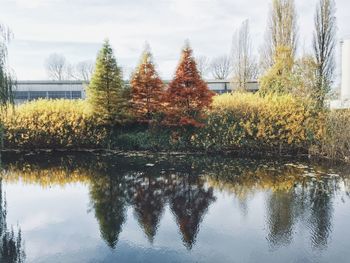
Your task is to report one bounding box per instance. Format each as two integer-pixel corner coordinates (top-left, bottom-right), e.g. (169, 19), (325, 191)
(0, 152), (350, 263)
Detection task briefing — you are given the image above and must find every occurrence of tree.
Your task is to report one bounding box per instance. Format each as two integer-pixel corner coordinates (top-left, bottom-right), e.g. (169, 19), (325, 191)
(0, 24), (14, 150)
(164, 43), (214, 127)
(313, 0), (336, 108)
(75, 60), (94, 82)
(231, 20), (258, 90)
(130, 45), (164, 123)
(87, 40), (129, 126)
(45, 53), (68, 81)
(195, 56), (210, 78)
(261, 0), (298, 71)
(210, 55), (232, 80)
(0, 24), (13, 109)
(292, 55), (318, 99)
(259, 46), (294, 95)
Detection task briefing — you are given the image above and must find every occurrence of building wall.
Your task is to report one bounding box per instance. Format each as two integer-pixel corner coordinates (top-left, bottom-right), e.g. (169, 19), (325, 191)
(14, 80), (259, 104)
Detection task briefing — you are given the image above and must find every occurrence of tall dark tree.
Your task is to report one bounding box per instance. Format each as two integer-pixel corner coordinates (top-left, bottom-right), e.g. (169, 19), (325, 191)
(313, 0), (336, 107)
(164, 43), (214, 127)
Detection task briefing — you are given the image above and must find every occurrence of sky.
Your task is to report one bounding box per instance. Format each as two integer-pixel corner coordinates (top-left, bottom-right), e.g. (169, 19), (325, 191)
(1, 0), (350, 82)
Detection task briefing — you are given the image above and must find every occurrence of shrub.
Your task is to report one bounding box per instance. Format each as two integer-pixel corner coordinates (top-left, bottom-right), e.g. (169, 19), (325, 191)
(192, 92), (323, 153)
(313, 109), (350, 161)
(3, 99), (108, 149)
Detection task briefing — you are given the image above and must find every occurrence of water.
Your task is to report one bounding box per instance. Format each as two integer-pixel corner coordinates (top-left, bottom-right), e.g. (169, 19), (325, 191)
(0, 152), (350, 263)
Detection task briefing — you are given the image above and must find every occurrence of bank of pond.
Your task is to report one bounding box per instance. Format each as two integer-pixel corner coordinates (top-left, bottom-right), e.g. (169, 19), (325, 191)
(1, 93), (349, 162)
(0, 152), (350, 262)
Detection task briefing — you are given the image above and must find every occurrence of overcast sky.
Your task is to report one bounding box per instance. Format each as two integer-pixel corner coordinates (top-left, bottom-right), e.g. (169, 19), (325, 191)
(1, 0), (349, 81)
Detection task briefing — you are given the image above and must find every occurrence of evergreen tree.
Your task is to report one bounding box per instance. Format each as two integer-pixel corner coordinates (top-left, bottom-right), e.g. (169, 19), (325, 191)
(87, 40), (129, 126)
(164, 43), (214, 127)
(130, 45), (164, 123)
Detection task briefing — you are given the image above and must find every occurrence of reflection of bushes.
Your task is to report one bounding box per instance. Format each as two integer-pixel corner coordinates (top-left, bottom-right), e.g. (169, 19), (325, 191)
(2, 152), (350, 251)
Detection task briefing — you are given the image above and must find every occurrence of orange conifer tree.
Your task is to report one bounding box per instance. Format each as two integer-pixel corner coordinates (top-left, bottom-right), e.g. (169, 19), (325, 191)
(164, 43), (214, 127)
(130, 45), (164, 123)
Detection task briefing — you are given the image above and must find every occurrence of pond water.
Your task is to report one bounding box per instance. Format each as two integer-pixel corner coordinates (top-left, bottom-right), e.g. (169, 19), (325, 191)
(0, 152), (350, 263)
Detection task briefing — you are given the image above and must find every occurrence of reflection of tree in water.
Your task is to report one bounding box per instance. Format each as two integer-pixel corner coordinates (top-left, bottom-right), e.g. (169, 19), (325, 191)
(128, 174), (166, 243)
(89, 173), (127, 249)
(267, 190), (296, 247)
(2, 152), (350, 252)
(168, 173), (215, 250)
(203, 158), (349, 251)
(0, 179), (25, 263)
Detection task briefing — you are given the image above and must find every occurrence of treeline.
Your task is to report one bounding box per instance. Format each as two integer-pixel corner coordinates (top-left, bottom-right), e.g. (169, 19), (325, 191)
(87, 40), (214, 129)
(1, 0), (349, 162)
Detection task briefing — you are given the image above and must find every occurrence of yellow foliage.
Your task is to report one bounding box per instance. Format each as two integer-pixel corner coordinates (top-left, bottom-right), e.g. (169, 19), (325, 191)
(2, 99), (108, 149)
(193, 92), (323, 151)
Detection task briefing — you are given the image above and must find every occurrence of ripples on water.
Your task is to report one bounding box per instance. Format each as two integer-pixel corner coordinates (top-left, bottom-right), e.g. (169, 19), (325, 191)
(0, 152), (349, 263)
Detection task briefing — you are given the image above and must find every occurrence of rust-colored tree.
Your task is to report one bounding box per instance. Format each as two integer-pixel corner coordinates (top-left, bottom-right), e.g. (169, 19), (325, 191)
(130, 45), (164, 123)
(164, 43), (214, 127)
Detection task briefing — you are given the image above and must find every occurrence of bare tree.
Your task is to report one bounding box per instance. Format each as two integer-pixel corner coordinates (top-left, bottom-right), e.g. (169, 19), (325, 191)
(45, 53), (67, 81)
(313, 0), (336, 107)
(75, 60), (94, 82)
(210, 55), (232, 80)
(196, 56), (210, 78)
(231, 20), (258, 90)
(261, 0), (298, 72)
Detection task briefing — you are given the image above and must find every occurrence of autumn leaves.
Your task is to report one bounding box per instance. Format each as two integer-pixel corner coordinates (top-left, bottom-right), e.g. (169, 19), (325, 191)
(88, 40), (214, 128)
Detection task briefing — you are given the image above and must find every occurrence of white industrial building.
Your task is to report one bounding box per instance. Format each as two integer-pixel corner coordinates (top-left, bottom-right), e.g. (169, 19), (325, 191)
(13, 80), (259, 104)
(329, 38), (350, 109)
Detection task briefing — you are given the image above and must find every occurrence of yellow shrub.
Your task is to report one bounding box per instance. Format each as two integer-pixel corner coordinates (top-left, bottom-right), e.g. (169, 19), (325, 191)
(3, 99), (108, 149)
(193, 92), (323, 152)
(314, 109), (350, 161)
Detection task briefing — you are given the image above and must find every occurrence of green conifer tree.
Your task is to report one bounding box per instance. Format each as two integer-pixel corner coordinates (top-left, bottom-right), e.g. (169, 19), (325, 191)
(87, 40), (129, 126)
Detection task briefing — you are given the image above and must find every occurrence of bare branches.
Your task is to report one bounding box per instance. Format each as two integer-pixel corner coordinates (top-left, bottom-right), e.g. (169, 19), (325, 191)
(231, 20), (258, 90)
(74, 60), (95, 82)
(196, 56), (210, 78)
(261, 0), (298, 71)
(313, 0), (336, 102)
(45, 54), (94, 81)
(210, 55), (232, 80)
(45, 53), (67, 81)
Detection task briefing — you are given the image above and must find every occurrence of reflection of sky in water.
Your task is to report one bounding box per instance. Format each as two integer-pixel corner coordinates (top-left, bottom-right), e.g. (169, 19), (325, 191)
(1, 154), (350, 263)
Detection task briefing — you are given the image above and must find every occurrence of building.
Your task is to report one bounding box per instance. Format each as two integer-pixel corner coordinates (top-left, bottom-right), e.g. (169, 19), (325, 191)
(13, 80), (259, 104)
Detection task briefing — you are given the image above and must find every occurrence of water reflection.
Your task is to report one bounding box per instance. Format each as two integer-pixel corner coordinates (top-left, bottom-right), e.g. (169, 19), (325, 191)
(0, 179), (25, 263)
(1, 152), (350, 259)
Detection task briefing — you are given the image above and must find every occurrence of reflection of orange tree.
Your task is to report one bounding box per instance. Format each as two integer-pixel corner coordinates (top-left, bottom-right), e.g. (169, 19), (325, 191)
(3, 153), (349, 251)
(128, 175), (167, 243)
(168, 173), (215, 249)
